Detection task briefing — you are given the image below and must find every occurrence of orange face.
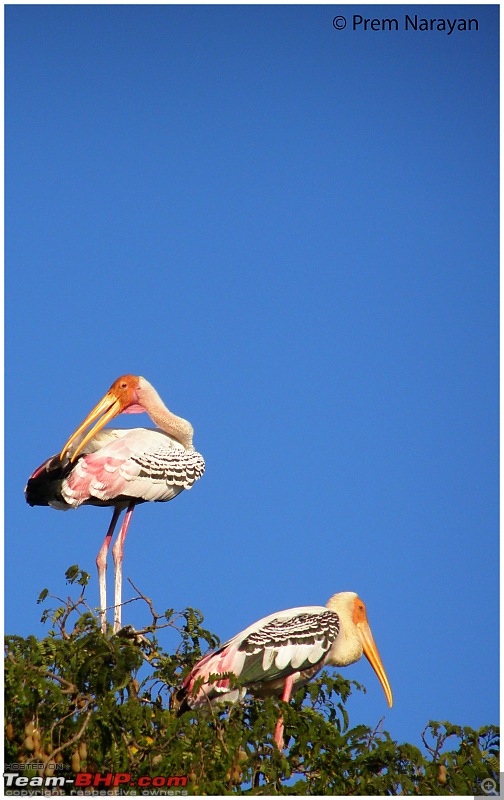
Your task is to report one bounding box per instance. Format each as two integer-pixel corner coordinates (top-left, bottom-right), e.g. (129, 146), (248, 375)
(109, 375), (140, 399)
(59, 374), (140, 463)
(352, 597), (368, 626)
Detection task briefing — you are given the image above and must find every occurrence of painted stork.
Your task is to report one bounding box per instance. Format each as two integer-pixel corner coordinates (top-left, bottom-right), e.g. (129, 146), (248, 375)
(174, 592), (392, 749)
(25, 375), (205, 633)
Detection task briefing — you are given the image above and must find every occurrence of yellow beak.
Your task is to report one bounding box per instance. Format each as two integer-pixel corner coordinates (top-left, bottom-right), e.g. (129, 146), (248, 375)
(59, 391), (123, 463)
(358, 620), (393, 708)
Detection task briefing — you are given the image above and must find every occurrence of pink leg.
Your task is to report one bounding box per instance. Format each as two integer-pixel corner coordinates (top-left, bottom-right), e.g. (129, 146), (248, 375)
(111, 502), (135, 633)
(274, 675), (295, 750)
(96, 507), (121, 634)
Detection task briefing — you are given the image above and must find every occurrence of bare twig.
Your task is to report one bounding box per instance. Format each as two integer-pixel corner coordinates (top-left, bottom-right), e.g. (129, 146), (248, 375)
(127, 578), (161, 627)
(43, 708), (93, 770)
(366, 716), (385, 750)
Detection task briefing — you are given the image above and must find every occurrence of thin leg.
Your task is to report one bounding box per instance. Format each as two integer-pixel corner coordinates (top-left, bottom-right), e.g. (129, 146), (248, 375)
(274, 674), (295, 750)
(111, 502), (135, 633)
(96, 507), (121, 634)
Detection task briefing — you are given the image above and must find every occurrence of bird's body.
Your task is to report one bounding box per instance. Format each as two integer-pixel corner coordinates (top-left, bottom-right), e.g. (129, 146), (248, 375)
(25, 375), (205, 632)
(26, 428), (204, 510)
(175, 592), (392, 748)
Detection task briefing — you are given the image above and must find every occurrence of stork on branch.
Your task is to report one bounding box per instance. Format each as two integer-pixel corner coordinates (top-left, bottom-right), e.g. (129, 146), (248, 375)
(25, 375), (205, 633)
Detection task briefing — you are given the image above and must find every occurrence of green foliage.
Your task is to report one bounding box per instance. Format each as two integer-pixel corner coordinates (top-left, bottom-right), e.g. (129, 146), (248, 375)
(4, 569), (499, 795)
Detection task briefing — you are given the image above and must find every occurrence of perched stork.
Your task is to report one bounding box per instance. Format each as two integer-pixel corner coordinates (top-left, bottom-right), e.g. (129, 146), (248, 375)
(174, 592), (392, 749)
(25, 375), (205, 633)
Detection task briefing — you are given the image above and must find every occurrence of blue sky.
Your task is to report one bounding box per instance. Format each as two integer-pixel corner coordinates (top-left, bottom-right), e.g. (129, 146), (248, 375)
(5, 4), (498, 752)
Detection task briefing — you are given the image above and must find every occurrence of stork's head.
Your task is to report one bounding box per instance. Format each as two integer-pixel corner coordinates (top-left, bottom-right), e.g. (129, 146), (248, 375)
(59, 374), (145, 462)
(326, 591), (393, 708)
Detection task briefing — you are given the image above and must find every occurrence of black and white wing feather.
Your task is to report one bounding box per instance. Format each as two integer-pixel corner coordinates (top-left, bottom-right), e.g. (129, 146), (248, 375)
(229, 607), (340, 684)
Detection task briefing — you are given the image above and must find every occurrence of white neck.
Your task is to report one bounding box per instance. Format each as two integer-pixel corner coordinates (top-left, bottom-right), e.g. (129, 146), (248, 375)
(137, 378), (195, 450)
(325, 592), (363, 666)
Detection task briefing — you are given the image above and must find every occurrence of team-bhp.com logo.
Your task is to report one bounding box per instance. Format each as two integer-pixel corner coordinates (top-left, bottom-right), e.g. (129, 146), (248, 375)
(4, 771), (188, 794)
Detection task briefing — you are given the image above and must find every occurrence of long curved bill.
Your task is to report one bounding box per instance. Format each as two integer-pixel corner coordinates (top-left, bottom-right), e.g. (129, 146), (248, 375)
(358, 620), (393, 708)
(59, 391), (123, 463)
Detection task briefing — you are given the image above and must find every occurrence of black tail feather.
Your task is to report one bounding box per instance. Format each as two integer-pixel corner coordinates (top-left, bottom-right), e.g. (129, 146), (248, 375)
(170, 687), (192, 717)
(25, 454), (73, 507)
